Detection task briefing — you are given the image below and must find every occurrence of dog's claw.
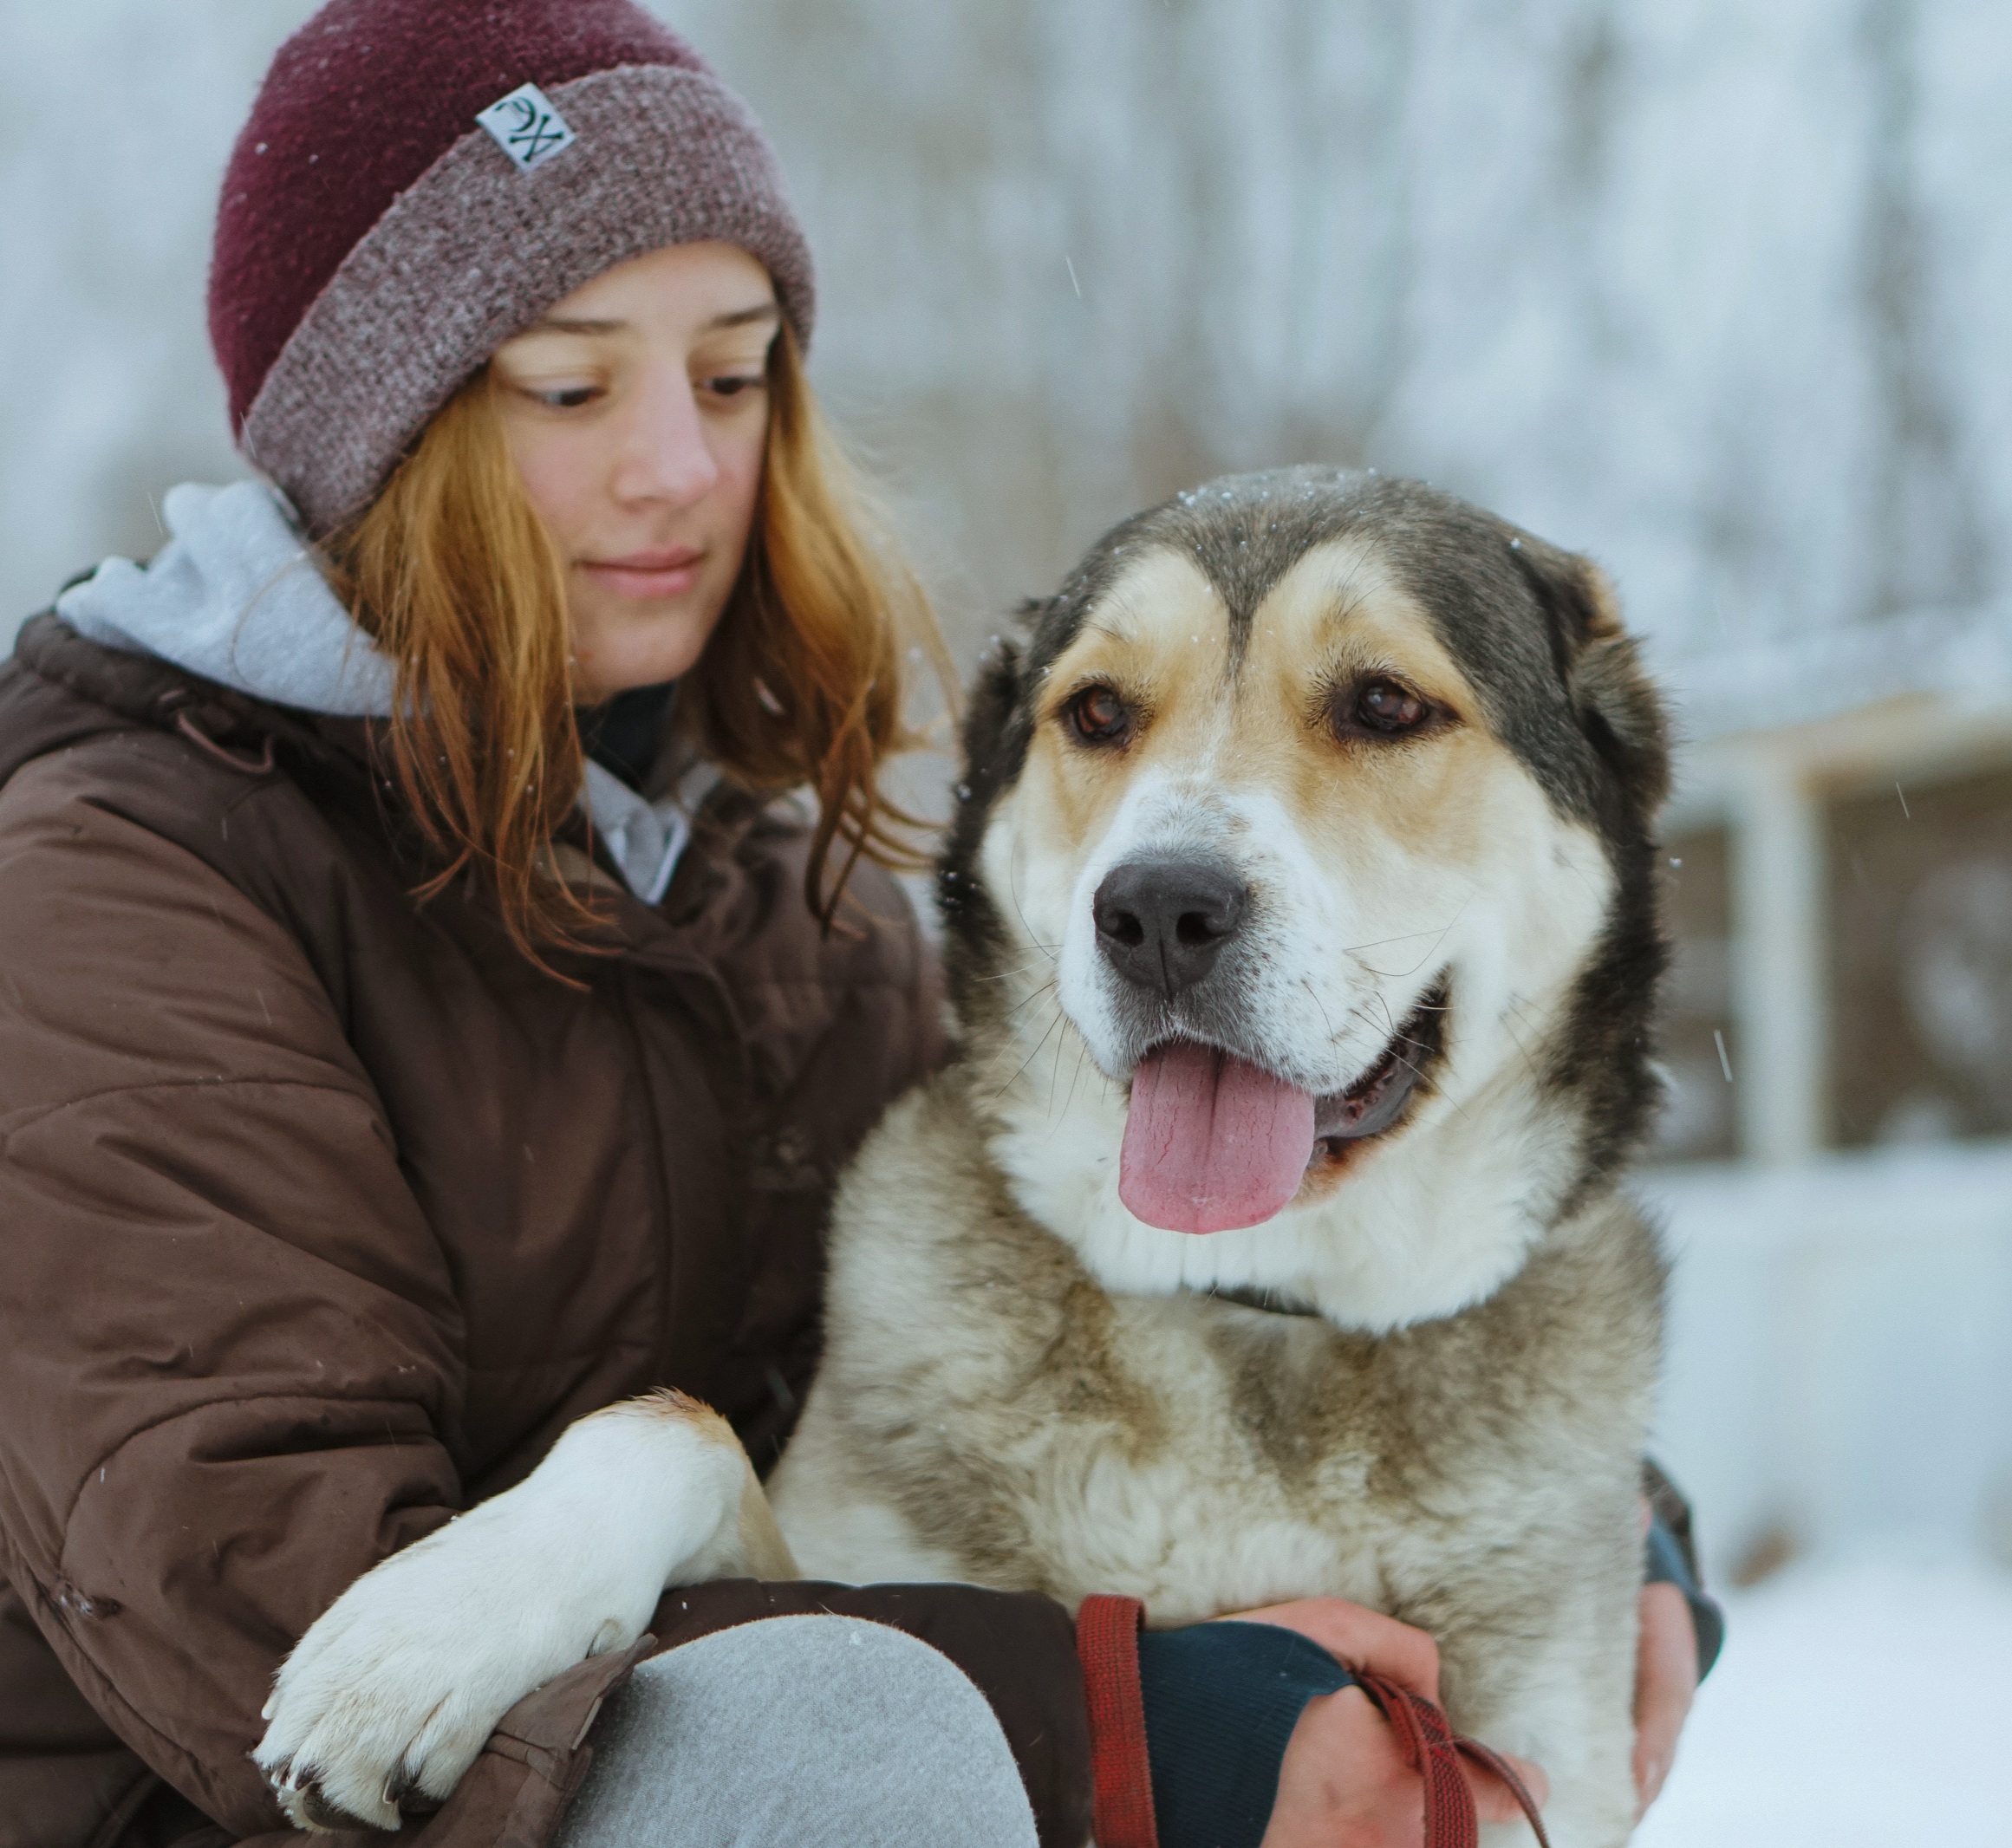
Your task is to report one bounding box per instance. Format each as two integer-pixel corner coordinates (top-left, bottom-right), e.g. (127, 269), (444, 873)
(298, 1776), (382, 1833)
(384, 1759), (424, 1811)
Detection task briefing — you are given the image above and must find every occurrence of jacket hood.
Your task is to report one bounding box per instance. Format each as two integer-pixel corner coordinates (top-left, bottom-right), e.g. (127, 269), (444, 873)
(58, 481), (395, 715)
(51, 481), (703, 903)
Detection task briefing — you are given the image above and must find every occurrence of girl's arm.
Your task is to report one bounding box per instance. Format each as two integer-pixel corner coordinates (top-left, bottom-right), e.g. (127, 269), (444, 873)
(0, 749), (476, 1835)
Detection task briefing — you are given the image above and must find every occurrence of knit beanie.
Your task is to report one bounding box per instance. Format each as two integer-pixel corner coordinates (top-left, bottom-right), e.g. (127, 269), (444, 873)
(210, 0), (815, 538)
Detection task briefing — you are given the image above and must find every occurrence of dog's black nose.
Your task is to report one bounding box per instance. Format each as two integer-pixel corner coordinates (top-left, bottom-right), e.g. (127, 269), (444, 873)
(1092, 858), (1248, 998)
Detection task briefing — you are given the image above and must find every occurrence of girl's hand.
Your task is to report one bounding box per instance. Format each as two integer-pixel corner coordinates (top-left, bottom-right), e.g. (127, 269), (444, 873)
(1222, 1598), (1548, 1847)
(1632, 1580), (1698, 1814)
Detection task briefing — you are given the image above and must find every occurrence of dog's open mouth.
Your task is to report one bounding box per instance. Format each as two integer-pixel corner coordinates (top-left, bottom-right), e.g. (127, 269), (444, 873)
(1118, 985), (1448, 1235)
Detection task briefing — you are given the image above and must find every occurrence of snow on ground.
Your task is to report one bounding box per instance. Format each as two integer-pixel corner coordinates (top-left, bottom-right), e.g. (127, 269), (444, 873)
(1635, 1557), (2012, 1846)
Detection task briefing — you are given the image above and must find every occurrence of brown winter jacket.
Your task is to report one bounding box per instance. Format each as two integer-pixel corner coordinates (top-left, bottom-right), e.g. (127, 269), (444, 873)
(0, 615), (1094, 1848)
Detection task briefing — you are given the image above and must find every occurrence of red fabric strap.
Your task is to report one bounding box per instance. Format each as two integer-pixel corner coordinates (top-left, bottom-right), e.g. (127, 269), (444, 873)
(1352, 1669), (1552, 1848)
(1075, 1593), (1159, 1848)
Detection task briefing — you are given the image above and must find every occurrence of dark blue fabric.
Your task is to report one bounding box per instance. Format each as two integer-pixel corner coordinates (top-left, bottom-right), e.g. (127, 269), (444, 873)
(1137, 1621), (1355, 1848)
(1645, 1505), (1724, 1679)
(578, 680), (676, 791)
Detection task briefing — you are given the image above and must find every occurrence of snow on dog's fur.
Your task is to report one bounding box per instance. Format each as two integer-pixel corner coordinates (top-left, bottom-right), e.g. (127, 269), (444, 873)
(258, 470), (1673, 1845)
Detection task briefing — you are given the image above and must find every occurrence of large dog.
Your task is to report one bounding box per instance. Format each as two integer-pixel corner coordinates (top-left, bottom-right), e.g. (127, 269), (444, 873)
(257, 470), (1673, 1845)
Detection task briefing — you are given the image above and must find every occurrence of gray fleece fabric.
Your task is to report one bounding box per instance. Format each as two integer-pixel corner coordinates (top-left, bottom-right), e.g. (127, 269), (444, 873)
(55, 480), (702, 902)
(556, 1616), (1039, 1848)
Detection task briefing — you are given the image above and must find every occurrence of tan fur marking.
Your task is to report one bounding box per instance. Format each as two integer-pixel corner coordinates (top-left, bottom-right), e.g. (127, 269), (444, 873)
(737, 1465), (799, 1579)
(1028, 550), (1232, 856)
(632, 1387), (739, 1440)
(626, 1389), (798, 1579)
(1579, 558), (1626, 641)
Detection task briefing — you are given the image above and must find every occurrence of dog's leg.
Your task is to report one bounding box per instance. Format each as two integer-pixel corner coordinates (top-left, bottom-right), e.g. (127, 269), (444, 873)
(255, 1390), (791, 1832)
(1463, 1593), (1640, 1848)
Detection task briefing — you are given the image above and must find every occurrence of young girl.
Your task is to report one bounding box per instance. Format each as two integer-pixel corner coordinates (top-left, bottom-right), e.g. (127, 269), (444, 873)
(0, 5), (1707, 1845)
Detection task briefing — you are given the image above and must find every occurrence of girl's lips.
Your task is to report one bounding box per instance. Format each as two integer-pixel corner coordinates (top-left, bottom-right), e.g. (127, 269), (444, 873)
(580, 550), (705, 598)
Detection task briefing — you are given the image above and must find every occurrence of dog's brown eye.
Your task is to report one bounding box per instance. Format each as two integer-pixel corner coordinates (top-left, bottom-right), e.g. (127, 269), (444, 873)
(1349, 677), (1432, 738)
(1066, 685), (1132, 746)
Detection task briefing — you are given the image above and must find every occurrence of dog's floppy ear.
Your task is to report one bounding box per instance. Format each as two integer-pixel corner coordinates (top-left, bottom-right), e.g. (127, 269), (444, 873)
(1514, 538), (1670, 817)
(940, 632), (1028, 943)
(957, 630), (1026, 805)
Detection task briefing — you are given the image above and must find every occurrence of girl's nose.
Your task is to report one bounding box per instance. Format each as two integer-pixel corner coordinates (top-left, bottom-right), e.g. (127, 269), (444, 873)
(612, 368), (720, 509)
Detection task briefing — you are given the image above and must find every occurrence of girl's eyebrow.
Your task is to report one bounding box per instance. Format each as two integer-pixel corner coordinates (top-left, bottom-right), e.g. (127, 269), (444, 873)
(523, 302), (781, 338)
(526, 316), (625, 336)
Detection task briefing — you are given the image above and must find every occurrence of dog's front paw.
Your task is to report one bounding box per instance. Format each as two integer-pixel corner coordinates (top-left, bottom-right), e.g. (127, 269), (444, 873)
(253, 1510), (641, 1832)
(253, 1395), (759, 1830)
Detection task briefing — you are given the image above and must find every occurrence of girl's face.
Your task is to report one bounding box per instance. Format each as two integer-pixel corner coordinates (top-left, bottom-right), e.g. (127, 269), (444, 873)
(490, 241), (778, 702)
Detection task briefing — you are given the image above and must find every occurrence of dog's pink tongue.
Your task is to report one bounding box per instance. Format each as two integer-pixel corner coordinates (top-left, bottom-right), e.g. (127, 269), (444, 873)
(1119, 1042), (1317, 1233)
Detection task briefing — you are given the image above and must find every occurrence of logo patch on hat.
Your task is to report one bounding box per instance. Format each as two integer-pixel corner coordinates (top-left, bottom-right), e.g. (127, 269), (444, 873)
(475, 83), (576, 172)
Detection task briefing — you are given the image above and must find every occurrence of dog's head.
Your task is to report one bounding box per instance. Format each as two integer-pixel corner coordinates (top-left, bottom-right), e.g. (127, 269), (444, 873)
(941, 469), (1670, 1331)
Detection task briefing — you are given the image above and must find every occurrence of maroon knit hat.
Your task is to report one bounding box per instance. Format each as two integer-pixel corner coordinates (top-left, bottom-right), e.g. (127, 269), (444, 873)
(210, 0), (815, 537)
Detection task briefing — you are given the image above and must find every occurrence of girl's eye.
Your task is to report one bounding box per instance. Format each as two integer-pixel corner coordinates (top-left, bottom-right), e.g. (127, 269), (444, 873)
(1065, 685), (1132, 746)
(1342, 675), (1435, 739)
(531, 386), (599, 410)
(700, 374), (765, 399)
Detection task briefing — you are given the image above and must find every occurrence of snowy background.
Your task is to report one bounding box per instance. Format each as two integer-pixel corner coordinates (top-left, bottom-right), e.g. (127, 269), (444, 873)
(5, 0), (2011, 1838)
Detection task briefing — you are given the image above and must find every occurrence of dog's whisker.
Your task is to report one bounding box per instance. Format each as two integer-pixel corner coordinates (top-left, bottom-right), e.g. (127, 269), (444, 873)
(1495, 995), (1550, 1084)
(972, 990), (1063, 1087)
(991, 1005), (1068, 1103)
(972, 955), (1065, 982)
(971, 946), (1065, 973)
(1006, 836), (1058, 966)
(974, 1016), (1062, 1093)
(1352, 927), (1462, 981)
(1299, 977), (1338, 1048)
(1045, 1006), (1073, 1114)
(1335, 927), (1458, 955)
(1002, 979), (1059, 1026)
(1058, 1038), (1095, 1123)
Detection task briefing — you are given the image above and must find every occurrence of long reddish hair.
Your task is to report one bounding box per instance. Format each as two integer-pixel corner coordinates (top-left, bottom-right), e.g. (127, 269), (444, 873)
(323, 324), (947, 962)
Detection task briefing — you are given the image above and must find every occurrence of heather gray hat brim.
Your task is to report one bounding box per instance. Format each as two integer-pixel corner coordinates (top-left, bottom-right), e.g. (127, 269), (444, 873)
(241, 64), (815, 537)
